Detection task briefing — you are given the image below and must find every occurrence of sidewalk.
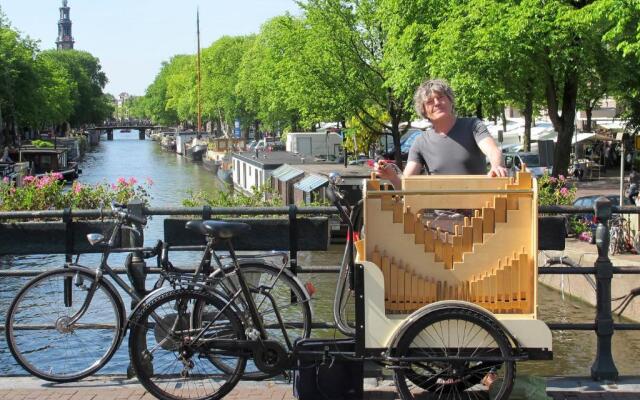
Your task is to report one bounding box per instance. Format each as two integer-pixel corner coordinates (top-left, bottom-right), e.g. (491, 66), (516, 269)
(2, 375), (640, 400)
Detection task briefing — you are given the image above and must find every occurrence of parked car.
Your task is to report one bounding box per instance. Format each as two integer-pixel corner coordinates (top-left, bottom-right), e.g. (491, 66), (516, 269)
(382, 129), (423, 161)
(573, 195), (631, 219)
(504, 152), (550, 178)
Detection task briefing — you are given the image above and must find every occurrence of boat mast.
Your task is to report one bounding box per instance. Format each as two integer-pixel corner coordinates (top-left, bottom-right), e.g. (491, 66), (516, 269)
(196, 7), (202, 133)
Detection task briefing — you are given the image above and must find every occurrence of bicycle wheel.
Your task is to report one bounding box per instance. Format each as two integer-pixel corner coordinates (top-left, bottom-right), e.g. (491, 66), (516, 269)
(200, 262), (312, 380)
(129, 289), (246, 400)
(609, 227), (619, 255)
(5, 268), (125, 382)
(393, 307), (515, 400)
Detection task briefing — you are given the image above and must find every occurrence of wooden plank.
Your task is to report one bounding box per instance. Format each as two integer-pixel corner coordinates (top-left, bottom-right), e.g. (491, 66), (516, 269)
(453, 235), (463, 263)
(368, 174), (380, 190)
(482, 205), (495, 234)
(397, 264), (406, 311)
(494, 196), (507, 223)
(472, 217), (483, 244)
(424, 226), (435, 252)
(414, 214), (424, 244)
(404, 207), (414, 234)
(390, 259), (398, 309)
(462, 226), (473, 253)
(393, 197), (403, 223)
(520, 253), (532, 313)
(434, 228), (442, 261)
(371, 246), (381, 270)
(381, 194), (393, 211)
(406, 271), (414, 311)
(381, 254), (390, 302)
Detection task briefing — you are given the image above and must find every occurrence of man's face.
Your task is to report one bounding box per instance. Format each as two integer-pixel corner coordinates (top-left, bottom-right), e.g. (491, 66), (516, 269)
(423, 92), (453, 122)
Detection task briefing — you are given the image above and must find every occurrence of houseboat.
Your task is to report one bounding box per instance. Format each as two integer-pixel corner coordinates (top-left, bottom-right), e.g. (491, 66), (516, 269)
(10, 147), (80, 181)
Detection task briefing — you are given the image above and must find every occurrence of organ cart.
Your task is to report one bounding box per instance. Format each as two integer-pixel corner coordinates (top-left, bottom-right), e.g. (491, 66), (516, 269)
(326, 170), (553, 399)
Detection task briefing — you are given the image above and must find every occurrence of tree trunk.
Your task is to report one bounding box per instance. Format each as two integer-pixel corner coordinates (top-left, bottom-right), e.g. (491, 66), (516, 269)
(501, 108), (507, 137)
(475, 101), (483, 120)
(585, 103), (593, 132)
(253, 120), (260, 140)
(547, 69), (579, 177)
(523, 88), (533, 152)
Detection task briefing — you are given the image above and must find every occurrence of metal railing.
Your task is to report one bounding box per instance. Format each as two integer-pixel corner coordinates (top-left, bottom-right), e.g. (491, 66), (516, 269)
(1, 200), (640, 380)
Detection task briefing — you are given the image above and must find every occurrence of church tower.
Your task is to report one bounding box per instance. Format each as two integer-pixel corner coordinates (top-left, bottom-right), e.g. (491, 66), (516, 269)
(56, 0), (74, 50)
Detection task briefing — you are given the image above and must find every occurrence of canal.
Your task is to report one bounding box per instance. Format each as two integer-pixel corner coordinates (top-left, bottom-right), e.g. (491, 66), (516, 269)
(0, 130), (639, 377)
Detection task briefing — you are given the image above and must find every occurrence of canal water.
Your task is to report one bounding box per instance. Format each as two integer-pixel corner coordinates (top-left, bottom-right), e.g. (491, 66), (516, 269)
(1, 130), (639, 377)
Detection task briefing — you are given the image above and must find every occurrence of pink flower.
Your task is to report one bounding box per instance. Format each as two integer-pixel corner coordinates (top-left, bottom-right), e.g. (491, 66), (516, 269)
(549, 177), (557, 184)
(128, 177), (138, 185)
(111, 184), (118, 190)
(52, 172), (63, 180)
(560, 187), (569, 197)
(2, 177), (9, 183)
(559, 175), (566, 181)
(73, 183), (83, 193)
(117, 177), (127, 185)
(23, 176), (35, 184)
(145, 177), (154, 186)
(366, 159), (375, 168)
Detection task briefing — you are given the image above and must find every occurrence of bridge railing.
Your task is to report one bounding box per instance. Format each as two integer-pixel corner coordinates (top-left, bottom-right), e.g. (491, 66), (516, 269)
(0, 199), (639, 380)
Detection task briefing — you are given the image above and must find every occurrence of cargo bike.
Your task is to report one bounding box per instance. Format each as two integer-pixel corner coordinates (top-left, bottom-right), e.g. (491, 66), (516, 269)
(127, 170), (552, 400)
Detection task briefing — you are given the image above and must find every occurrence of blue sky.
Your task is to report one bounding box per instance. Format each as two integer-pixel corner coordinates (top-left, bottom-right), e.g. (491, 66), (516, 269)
(2, 0), (301, 96)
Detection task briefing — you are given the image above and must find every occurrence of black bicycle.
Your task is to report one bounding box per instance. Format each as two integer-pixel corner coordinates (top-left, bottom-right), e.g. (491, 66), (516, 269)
(5, 204), (312, 383)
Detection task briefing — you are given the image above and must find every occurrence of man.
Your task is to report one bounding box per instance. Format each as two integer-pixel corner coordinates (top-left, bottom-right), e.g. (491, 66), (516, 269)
(377, 79), (507, 186)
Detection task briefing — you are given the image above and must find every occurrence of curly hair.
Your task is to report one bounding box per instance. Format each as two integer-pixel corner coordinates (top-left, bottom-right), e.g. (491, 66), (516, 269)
(413, 78), (456, 119)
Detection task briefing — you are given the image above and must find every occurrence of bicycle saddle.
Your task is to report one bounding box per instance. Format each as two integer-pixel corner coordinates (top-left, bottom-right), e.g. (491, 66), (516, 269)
(185, 220), (251, 239)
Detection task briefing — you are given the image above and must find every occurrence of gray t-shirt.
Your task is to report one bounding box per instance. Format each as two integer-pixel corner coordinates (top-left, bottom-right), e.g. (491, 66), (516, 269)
(407, 117), (491, 175)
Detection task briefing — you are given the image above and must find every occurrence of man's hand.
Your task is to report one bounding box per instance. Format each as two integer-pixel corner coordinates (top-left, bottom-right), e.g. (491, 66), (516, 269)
(487, 165), (508, 177)
(374, 160), (402, 188)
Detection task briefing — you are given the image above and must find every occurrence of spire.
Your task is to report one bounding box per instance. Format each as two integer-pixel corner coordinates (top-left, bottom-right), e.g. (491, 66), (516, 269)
(56, 0), (74, 50)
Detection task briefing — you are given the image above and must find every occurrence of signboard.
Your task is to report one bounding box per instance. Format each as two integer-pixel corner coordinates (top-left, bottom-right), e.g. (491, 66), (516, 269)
(234, 119), (241, 138)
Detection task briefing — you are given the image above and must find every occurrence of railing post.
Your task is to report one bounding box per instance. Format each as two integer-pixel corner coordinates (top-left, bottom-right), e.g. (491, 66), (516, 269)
(124, 198), (147, 305)
(63, 207), (73, 307)
(590, 196), (619, 381)
(288, 204), (298, 276)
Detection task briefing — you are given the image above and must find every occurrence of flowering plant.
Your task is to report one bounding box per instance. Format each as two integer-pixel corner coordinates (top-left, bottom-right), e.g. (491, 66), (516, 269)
(0, 174), (152, 211)
(537, 173), (576, 206)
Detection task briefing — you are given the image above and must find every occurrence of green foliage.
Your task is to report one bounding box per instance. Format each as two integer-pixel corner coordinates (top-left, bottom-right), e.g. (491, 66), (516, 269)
(31, 139), (54, 148)
(537, 173), (576, 206)
(0, 175), (152, 211)
(182, 184), (282, 208)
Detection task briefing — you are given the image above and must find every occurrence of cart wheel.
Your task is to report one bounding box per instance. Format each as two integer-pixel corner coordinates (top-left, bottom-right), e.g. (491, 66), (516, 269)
(393, 307), (515, 400)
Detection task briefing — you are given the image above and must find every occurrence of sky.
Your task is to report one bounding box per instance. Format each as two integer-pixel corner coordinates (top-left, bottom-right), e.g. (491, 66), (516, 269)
(1, 0), (301, 96)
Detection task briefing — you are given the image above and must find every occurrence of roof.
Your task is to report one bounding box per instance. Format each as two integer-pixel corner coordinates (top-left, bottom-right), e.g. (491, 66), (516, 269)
(293, 163), (371, 178)
(271, 164), (304, 182)
(232, 151), (308, 169)
(294, 174), (329, 192)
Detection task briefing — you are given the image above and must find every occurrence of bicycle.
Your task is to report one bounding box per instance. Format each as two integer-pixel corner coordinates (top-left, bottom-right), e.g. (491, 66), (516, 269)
(608, 215), (639, 255)
(5, 204), (312, 383)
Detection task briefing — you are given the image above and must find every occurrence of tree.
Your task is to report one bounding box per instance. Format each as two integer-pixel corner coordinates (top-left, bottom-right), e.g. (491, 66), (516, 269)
(141, 61), (179, 125)
(39, 49), (113, 127)
(299, 0), (412, 165)
(201, 35), (254, 137)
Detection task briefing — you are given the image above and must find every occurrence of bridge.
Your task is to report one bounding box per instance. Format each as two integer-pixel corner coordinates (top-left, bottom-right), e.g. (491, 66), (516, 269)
(86, 125), (167, 140)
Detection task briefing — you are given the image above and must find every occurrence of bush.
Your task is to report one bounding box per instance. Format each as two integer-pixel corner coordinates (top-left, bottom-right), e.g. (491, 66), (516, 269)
(538, 173), (576, 206)
(0, 174), (152, 211)
(182, 184), (282, 208)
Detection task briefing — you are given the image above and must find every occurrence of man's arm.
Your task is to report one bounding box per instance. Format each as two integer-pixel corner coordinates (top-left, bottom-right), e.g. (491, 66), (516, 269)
(477, 136), (508, 177)
(375, 160), (422, 189)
